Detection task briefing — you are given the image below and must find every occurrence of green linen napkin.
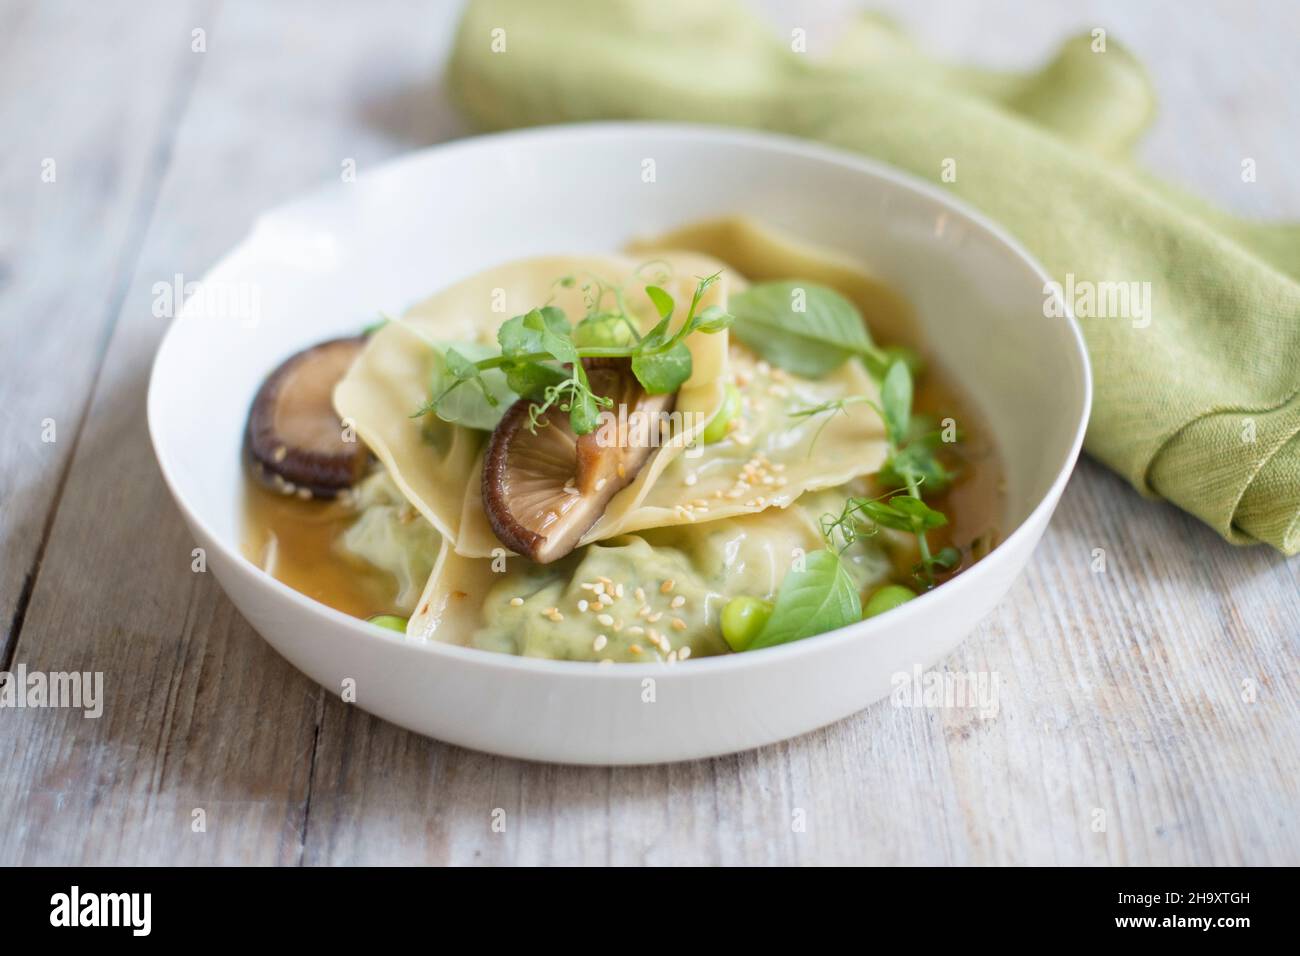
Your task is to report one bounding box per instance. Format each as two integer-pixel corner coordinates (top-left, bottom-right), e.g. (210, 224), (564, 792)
(447, 0), (1300, 555)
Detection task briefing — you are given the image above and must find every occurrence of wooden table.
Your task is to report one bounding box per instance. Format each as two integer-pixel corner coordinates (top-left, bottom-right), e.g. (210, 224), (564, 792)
(2, 0), (1296, 865)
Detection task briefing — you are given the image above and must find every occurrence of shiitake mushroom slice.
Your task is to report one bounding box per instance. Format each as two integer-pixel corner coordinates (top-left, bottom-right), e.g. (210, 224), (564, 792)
(483, 359), (676, 563)
(245, 336), (368, 499)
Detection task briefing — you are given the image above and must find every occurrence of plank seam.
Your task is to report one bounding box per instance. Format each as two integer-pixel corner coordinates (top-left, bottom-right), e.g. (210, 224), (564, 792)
(0, 0), (215, 675)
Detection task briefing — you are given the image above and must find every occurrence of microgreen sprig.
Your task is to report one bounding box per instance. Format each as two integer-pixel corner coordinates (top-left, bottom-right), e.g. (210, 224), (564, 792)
(800, 360), (961, 589)
(413, 271), (733, 436)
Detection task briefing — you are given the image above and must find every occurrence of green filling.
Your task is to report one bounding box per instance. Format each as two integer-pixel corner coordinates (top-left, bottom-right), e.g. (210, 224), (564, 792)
(470, 493), (891, 662)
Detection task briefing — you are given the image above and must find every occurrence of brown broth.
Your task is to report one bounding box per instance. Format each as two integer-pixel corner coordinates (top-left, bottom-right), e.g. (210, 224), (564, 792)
(907, 362), (1005, 586)
(241, 479), (404, 620)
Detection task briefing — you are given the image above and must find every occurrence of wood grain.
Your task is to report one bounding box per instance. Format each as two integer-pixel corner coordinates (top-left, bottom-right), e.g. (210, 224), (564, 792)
(1, 0), (1296, 866)
(0, 0), (208, 661)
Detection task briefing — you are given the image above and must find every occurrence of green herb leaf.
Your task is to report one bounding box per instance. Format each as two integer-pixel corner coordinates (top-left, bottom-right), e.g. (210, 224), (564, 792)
(691, 304), (733, 334)
(931, 546), (961, 570)
(631, 341), (693, 395)
(747, 549), (862, 650)
(504, 361), (568, 400)
(644, 285), (675, 320)
(879, 360), (912, 447)
(573, 312), (637, 348)
(879, 441), (953, 495)
(416, 342), (517, 431)
(889, 495), (949, 530)
(524, 307), (576, 365)
(729, 281), (884, 377)
(568, 386), (603, 435)
(497, 306), (569, 357)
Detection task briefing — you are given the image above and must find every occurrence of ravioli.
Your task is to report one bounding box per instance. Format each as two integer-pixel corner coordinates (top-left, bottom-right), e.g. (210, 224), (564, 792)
(408, 496), (892, 661)
(451, 289), (890, 557)
(334, 252), (730, 545)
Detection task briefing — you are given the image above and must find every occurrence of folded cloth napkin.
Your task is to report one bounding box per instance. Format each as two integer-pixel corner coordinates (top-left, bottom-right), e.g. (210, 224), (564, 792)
(447, 0), (1300, 555)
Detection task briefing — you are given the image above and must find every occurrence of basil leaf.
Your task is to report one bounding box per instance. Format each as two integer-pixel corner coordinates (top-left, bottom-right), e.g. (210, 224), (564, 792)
(748, 549), (862, 650)
(880, 361), (912, 447)
(632, 341), (693, 395)
(729, 281), (880, 376)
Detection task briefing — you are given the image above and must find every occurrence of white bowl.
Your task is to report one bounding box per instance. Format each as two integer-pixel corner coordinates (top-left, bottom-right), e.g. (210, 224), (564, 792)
(148, 123), (1090, 765)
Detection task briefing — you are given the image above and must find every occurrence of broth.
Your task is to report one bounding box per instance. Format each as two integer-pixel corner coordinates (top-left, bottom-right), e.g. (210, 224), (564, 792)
(241, 479), (408, 619)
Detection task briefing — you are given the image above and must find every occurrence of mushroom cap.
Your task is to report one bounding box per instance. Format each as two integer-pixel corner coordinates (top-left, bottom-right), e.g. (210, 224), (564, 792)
(245, 336), (369, 498)
(482, 359), (675, 563)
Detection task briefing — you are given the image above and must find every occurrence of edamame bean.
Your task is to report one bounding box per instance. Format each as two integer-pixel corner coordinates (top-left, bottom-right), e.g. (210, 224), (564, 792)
(721, 595), (773, 651)
(863, 584), (916, 619)
(703, 383), (741, 444)
(367, 614), (409, 633)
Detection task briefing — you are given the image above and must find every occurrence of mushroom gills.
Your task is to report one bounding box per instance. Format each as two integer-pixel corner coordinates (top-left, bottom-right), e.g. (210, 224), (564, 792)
(483, 360), (676, 563)
(245, 336), (369, 499)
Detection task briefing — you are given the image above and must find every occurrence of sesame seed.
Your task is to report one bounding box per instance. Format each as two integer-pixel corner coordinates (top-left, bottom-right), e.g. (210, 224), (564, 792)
(509, 597), (524, 607)
(671, 618), (687, 630)
(666, 650), (679, 664)
(614, 583), (625, 599)
(580, 582), (596, 591)
(685, 472), (698, 487)
(593, 582), (605, 595)
(670, 595), (685, 609)
(597, 613), (615, 626)
(599, 658), (614, 667)
(637, 605), (652, 618)
(595, 477), (607, 492)
(661, 580), (675, 593)
(593, 634), (608, 652)
(647, 611), (663, 623)
(577, 599), (589, 612)
(629, 644), (644, 655)
(598, 592), (614, 606)
(634, 587), (646, 603)
(679, 646), (692, 661)
(628, 625), (645, 635)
